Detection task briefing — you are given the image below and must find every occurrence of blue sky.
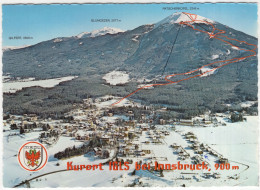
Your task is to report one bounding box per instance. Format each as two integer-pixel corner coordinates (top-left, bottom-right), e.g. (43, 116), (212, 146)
(2, 3), (258, 47)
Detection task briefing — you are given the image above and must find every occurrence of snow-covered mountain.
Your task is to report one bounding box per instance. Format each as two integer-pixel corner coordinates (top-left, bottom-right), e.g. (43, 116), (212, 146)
(155, 12), (215, 28)
(77, 27), (124, 38)
(2, 45), (31, 52)
(3, 12), (257, 115)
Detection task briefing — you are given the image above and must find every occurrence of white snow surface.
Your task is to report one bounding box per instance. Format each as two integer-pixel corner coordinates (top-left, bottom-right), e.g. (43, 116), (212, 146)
(155, 12), (215, 28)
(227, 49), (231, 55)
(240, 101), (257, 108)
(2, 45), (31, 52)
(102, 71), (129, 85)
(77, 27), (124, 38)
(199, 67), (216, 77)
(53, 38), (63, 43)
(175, 116), (259, 186)
(211, 54), (219, 60)
(232, 46), (240, 50)
(3, 76), (77, 93)
(94, 96), (140, 108)
(132, 35), (139, 42)
(137, 84), (154, 89)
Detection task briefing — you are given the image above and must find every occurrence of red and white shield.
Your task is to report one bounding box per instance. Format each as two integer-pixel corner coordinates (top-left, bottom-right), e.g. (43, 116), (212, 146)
(18, 142), (48, 172)
(23, 146), (43, 170)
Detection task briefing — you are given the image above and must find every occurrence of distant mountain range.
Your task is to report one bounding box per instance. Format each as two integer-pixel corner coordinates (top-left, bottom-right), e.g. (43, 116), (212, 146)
(2, 45), (31, 52)
(2, 27), (124, 52)
(76, 27), (124, 38)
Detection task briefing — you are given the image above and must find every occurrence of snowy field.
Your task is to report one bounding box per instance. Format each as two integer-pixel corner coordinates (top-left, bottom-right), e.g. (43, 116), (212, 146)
(102, 71), (129, 85)
(240, 101), (257, 108)
(3, 129), (113, 187)
(175, 116), (259, 186)
(3, 76), (77, 93)
(94, 96), (140, 108)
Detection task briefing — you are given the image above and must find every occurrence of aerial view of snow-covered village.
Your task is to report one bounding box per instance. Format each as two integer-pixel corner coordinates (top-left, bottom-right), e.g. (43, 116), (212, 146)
(2, 2), (259, 188)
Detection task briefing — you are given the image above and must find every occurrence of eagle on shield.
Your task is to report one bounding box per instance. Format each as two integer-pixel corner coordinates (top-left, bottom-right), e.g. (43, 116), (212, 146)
(24, 147), (43, 170)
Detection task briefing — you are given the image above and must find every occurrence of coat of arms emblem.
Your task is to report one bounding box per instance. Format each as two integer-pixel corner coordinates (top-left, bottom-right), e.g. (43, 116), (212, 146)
(24, 146), (43, 170)
(18, 142), (48, 171)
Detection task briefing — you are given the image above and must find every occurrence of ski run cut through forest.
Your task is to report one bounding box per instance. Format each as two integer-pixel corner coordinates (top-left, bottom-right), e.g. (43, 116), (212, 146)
(112, 12), (257, 106)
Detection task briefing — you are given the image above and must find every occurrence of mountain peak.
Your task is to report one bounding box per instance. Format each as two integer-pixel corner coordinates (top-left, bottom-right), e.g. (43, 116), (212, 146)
(77, 27), (124, 38)
(155, 12), (215, 28)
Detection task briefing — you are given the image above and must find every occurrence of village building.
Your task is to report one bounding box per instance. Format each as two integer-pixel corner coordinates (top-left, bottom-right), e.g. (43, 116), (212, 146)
(179, 119), (194, 126)
(219, 157), (229, 164)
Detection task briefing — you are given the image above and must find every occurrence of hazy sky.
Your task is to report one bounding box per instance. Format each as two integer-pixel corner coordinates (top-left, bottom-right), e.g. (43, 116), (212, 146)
(2, 3), (258, 47)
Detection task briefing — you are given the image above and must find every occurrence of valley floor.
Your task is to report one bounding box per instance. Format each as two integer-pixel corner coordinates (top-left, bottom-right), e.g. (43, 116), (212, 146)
(2, 98), (259, 187)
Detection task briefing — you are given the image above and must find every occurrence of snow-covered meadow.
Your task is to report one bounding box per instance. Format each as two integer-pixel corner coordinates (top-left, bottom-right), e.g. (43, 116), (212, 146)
(3, 76), (77, 93)
(102, 71), (129, 85)
(175, 116), (259, 186)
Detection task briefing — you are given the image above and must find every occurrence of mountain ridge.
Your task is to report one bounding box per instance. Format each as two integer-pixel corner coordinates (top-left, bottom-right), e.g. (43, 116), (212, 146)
(3, 12), (258, 117)
(76, 26), (125, 38)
